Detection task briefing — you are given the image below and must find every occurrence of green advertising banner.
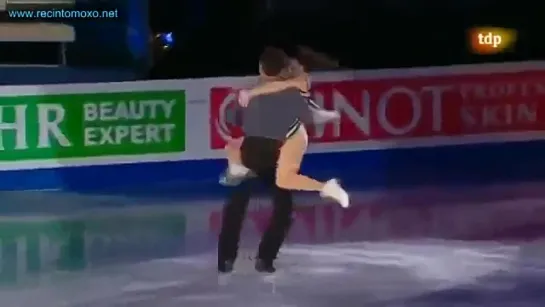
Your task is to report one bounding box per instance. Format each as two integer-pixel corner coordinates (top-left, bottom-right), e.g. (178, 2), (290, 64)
(0, 90), (186, 162)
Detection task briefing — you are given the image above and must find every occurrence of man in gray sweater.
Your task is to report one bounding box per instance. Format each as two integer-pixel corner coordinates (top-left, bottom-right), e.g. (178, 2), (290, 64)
(217, 48), (347, 274)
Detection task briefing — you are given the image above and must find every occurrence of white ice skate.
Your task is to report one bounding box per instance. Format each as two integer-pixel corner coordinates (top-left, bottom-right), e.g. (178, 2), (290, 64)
(320, 179), (350, 208)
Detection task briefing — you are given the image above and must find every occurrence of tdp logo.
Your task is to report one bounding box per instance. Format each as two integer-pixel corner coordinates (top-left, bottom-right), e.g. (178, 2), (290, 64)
(469, 27), (517, 55)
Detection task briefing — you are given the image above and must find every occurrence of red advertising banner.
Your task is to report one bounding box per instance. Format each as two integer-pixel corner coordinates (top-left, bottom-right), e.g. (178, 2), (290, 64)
(210, 70), (545, 148)
(209, 87), (244, 149)
(308, 70), (545, 143)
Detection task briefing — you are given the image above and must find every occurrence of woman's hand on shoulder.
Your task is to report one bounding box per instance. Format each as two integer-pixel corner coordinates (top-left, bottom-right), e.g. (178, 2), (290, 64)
(238, 89), (251, 107)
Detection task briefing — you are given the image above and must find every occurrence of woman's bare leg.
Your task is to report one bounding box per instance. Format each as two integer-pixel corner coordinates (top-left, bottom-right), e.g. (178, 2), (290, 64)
(275, 126), (349, 207)
(275, 128), (324, 191)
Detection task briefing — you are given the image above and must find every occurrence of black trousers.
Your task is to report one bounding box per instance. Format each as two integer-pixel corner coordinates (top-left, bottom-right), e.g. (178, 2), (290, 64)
(218, 137), (294, 262)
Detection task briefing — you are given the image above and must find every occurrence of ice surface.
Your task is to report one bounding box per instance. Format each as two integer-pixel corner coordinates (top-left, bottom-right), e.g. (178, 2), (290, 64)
(1, 240), (545, 307)
(2, 182), (545, 306)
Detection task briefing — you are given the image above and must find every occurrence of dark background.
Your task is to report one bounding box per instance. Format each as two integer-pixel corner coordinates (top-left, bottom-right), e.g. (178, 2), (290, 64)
(0, 0), (543, 82)
(149, 0), (545, 78)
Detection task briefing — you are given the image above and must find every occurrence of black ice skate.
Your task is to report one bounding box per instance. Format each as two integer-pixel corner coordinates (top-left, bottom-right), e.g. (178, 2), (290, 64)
(218, 259), (234, 274)
(255, 259), (276, 273)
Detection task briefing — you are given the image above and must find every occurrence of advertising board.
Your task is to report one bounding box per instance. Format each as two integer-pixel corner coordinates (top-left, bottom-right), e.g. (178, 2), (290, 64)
(0, 89), (186, 171)
(0, 61), (545, 190)
(211, 66), (545, 153)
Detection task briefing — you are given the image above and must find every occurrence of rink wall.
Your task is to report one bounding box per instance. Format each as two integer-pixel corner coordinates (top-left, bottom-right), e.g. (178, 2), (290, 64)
(0, 61), (545, 192)
(2, 62), (545, 284)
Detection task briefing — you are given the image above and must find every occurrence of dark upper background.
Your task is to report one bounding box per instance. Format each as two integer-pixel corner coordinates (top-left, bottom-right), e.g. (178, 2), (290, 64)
(0, 0), (544, 83)
(149, 0), (545, 78)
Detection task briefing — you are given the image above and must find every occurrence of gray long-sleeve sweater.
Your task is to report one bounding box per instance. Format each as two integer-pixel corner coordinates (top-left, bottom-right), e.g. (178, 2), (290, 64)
(226, 88), (313, 141)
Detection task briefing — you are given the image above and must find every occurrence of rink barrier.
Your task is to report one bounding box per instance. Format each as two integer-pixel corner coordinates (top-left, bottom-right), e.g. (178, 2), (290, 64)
(0, 61), (544, 192)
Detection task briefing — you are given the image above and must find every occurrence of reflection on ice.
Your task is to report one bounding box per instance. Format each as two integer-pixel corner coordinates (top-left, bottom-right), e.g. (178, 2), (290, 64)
(1, 240), (543, 307)
(2, 182), (545, 306)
